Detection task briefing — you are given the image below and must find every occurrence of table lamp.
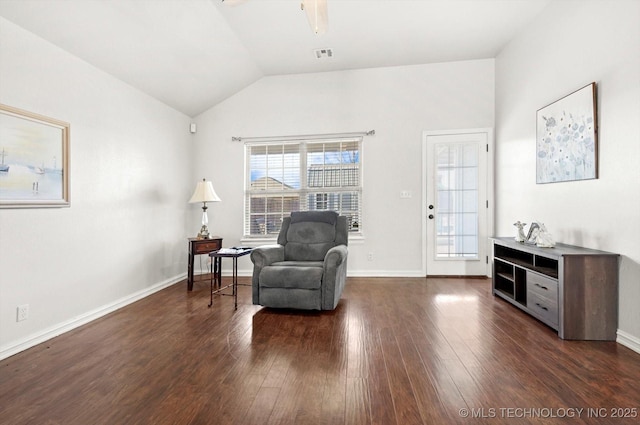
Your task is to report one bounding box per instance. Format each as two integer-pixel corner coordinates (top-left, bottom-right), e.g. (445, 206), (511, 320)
(189, 178), (221, 239)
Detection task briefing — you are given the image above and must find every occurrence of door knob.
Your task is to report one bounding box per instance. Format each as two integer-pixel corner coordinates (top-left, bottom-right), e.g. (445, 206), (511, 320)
(428, 214), (434, 219)
(428, 204), (434, 209)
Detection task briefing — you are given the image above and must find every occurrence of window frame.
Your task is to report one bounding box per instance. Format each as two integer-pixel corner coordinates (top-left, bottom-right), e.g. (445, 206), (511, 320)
(243, 136), (363, 239)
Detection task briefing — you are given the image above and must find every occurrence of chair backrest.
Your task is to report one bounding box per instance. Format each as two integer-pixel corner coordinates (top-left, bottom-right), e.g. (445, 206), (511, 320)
(277, 211), (348, 261)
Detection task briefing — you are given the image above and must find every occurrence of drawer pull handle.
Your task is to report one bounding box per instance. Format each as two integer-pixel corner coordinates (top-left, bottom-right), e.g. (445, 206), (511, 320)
(534, 283), (548, 290)
(535, 302), (548, 311)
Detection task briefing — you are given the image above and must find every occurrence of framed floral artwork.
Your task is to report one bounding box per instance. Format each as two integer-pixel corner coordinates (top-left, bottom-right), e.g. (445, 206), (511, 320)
(536, 83), (598, 184)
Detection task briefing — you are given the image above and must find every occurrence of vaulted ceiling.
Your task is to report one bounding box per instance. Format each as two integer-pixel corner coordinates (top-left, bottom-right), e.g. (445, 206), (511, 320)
(0, 0), (551, 117)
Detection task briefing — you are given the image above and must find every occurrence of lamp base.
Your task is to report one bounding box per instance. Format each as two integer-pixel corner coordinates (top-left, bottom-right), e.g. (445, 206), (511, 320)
(197, 225), (210, 239)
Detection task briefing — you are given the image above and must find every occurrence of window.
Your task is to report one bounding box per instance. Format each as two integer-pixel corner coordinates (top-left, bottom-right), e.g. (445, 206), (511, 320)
(435, 143), (479, 258)
(245, 138), (362, 237)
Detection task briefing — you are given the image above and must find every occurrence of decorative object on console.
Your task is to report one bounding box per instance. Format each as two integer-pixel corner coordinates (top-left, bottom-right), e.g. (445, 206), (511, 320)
(514, 221), (527, 242)
(525, 222), (540, 244)
(189, 178), (221, 239)
(524, 221), (555, 247)
(536, 82), (598, 184)
(535, 223), (556, 248)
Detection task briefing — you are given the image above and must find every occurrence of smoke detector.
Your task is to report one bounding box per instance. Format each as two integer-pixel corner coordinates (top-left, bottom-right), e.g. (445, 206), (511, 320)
(314, 48), (334, 59)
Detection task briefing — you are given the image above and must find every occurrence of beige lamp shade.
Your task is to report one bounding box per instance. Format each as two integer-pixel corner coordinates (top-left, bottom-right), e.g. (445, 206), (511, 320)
(189, 179), (221, 203)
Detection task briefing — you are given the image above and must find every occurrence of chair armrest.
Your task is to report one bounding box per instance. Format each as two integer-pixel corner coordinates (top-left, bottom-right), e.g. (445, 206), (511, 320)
(250, 245), (284, 306)
(324, 244), (348, 269)
(322, 244), (348, 310)
(250, 245), (284, 267)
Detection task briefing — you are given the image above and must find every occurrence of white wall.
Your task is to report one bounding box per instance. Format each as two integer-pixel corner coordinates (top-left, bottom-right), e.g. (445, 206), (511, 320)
(192, 59), (495, 276)
(495, 1), (640, 349)
(0, 18), (193, 358)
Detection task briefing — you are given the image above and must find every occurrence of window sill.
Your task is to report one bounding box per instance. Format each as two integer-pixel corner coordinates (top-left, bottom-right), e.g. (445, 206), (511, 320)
(241, 233), (364, 245)
(240, 236), (279, 245)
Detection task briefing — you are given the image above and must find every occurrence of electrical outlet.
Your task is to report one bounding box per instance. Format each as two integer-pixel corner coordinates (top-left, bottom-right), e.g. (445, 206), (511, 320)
(17, 304), (29, 322)
(367, 252), (374, 261)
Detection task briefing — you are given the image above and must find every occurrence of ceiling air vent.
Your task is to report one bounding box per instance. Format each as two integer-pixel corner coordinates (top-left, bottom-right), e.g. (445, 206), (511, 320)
(314, 48), (333, 59)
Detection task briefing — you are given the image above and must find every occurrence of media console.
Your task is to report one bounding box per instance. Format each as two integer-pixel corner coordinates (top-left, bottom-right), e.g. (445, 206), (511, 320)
(491, 237), (619, 340)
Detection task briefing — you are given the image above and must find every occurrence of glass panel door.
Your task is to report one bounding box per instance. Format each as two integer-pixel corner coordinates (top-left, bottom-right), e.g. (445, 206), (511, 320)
(425, 131), (489, 276)
(435, 143), (479, 258)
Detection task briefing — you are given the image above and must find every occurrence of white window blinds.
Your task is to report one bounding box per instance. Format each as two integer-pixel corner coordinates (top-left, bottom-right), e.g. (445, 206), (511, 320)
(245, 138), (362, 237)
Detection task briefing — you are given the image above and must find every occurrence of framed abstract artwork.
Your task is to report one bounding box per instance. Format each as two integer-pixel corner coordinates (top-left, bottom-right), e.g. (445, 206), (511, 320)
(536, 83), (598, 184)
(0, 104), (70, 208)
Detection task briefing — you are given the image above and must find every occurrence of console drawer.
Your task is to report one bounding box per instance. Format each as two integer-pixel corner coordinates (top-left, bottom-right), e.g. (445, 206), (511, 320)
(527, 290), (558, 327)
(527, 271), (558, 303)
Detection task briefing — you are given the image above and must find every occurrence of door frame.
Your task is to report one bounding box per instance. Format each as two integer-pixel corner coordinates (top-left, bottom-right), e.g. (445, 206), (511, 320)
(421, 128), (495, 277)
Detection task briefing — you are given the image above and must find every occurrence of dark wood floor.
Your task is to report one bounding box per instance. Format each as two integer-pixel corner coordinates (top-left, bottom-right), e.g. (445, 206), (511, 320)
(1, 277), (639, 425)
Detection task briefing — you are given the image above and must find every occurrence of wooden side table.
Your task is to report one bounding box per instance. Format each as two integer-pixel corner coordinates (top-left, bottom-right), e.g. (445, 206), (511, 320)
(187, 237), (222, 291)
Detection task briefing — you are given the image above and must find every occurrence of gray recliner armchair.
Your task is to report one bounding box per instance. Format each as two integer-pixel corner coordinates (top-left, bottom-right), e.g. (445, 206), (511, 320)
(250, 211), (348, 310)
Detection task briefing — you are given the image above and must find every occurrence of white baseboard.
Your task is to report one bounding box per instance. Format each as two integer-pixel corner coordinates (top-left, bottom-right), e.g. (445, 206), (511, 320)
(197, 268), (427, 278)
(617, 329), (640, 354)
(347, 270), (426, 277)
(0, 273), (185, 361)
(197, 268), (426, 278)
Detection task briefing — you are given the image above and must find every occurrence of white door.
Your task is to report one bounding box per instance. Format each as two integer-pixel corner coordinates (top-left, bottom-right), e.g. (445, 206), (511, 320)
(423, 130), (491, 276)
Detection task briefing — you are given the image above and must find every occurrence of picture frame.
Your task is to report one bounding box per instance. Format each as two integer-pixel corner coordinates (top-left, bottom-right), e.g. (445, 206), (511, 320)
(0, 104), (70, 208)
(536, 82), (598, 184)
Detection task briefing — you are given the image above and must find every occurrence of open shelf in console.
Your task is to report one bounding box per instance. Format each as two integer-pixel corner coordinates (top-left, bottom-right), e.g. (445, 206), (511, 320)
(494, 244), (533, 268)
(494, 258), (515, 298)
(533, 255), (558, 279)
(493, 257), (527, 305)
(494, 243), (558, 279)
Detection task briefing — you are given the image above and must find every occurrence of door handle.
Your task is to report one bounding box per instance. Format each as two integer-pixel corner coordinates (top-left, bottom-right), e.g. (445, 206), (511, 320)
(428, 214), (434, 219)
